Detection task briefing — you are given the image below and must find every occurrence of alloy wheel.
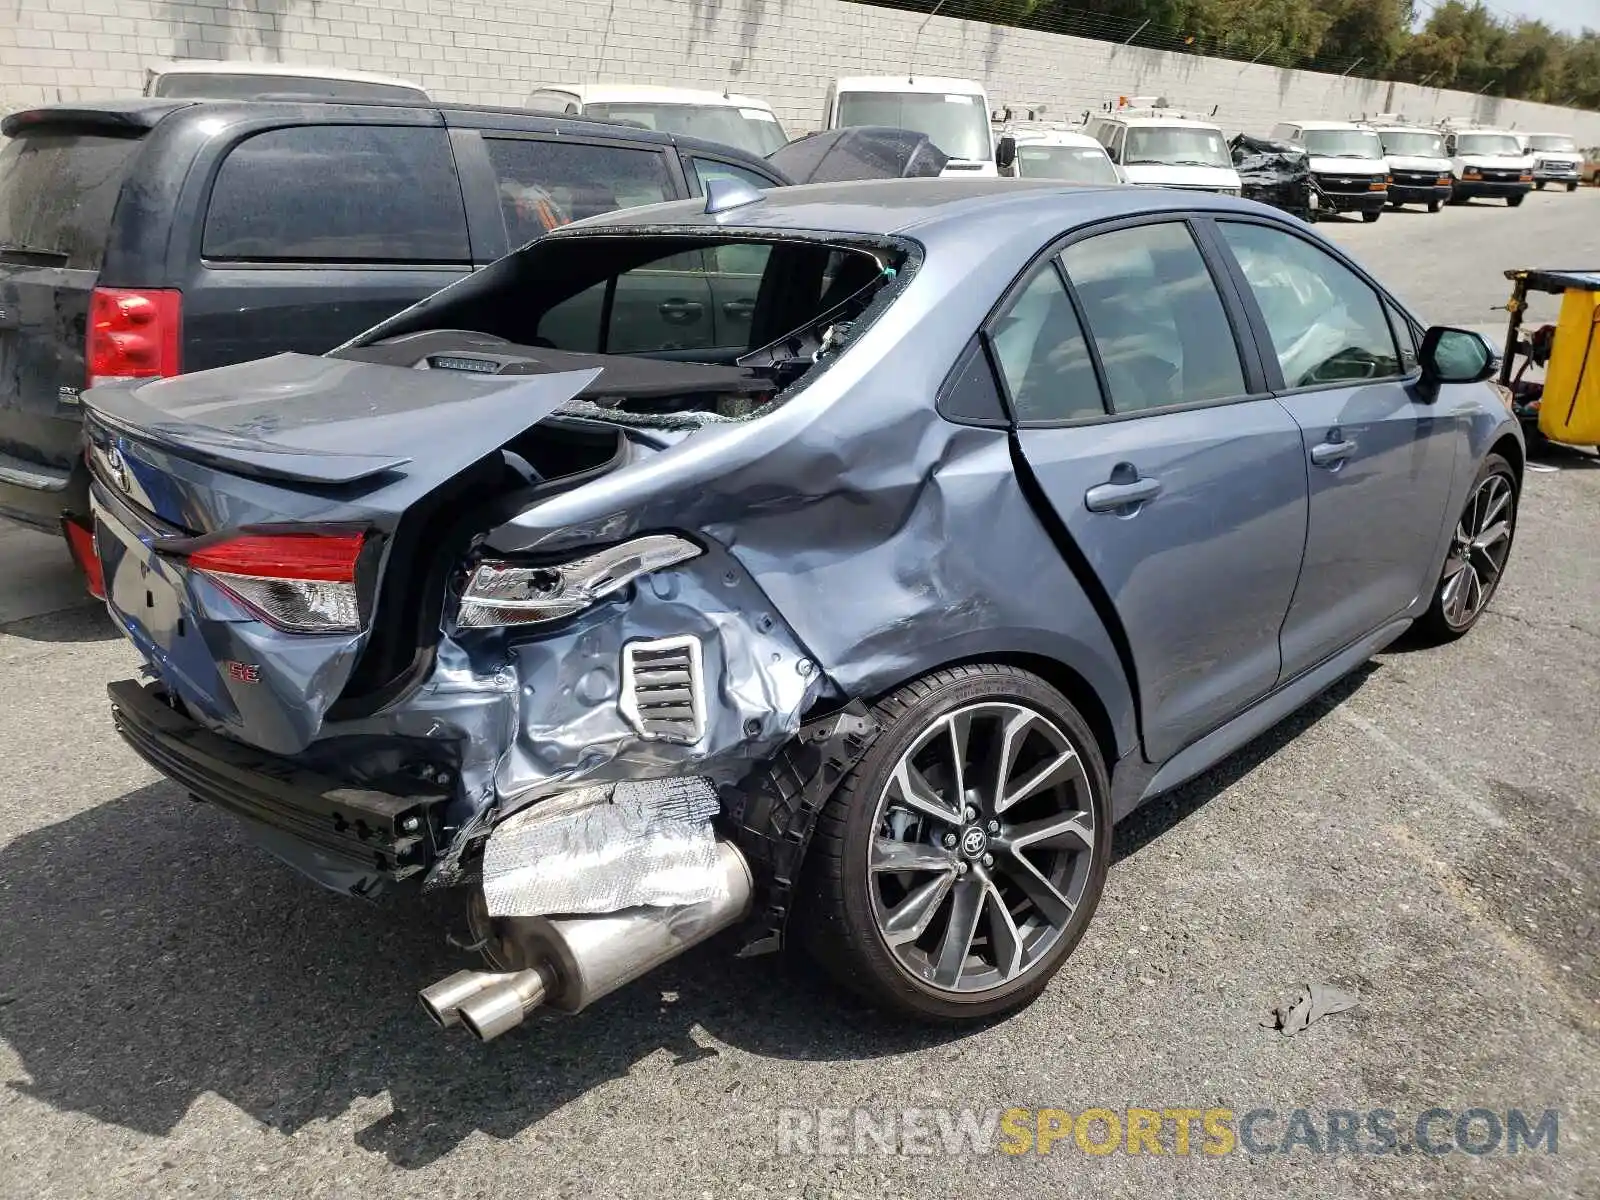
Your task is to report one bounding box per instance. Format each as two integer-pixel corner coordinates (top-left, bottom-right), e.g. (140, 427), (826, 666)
(867, 702), (1096, 994)
(1439, 472), (1515, 630)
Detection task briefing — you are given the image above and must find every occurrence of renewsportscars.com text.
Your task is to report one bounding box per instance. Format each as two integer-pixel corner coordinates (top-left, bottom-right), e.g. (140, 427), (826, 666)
(775, 1106), (1560, 1158)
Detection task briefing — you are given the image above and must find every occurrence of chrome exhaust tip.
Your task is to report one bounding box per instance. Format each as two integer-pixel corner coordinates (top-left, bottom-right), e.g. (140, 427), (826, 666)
(456, 966), (556, 1043)
(419, 969), (511, 1028)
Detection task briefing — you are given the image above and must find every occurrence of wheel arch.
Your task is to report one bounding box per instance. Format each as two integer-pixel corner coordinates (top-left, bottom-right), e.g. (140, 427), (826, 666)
(1491, 431), (1524, 487)
(859, 648), (1126, 777)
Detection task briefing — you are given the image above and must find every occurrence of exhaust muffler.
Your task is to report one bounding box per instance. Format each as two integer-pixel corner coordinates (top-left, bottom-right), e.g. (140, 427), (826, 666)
(422, 839), (753, 1042)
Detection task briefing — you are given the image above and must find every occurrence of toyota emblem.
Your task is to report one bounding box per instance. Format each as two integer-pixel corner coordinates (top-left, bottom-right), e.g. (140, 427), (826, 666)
(105, 446), (131, 494)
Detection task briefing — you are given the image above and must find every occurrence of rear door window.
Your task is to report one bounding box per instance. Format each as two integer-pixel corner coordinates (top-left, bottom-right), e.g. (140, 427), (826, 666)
(483, 137), (677, 247)
(0, 130), (143, 269)
(1061, 221), (1247, 413)
(989, 265), (1105, 423)
(202, 125), (470, 263)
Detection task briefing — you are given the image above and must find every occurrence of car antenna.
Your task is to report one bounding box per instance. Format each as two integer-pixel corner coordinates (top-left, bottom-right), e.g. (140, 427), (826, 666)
(908, 0), (948, 83)
(704, 176), (765, 215)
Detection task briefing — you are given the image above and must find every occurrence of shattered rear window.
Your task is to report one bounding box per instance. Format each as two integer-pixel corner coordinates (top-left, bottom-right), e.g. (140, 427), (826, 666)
(342, 231), (916, 428)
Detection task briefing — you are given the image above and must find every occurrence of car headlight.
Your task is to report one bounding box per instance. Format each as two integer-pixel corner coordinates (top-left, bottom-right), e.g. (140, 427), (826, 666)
(457, 534), (703, 628)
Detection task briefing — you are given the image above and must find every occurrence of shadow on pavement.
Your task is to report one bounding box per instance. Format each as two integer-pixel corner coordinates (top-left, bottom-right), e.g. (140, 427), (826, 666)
(0, 782), (959, 1168)
(0, 663), (1379, 1167)
(0, 603), (118, 645)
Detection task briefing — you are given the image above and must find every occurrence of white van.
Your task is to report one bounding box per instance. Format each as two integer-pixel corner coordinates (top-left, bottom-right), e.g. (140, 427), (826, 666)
(144, 61), (430, 101)
(997, 126), (1120, 184)
(1085, 104), (1240, 194)
(1441, 125), (1535, 207)
(826, 76), (996, 176)
(525, 85), (788, 157)
(1523, 132), (1584, 192)
(1270, 120), (1390, 222)
(1367, 122), (1453, 212)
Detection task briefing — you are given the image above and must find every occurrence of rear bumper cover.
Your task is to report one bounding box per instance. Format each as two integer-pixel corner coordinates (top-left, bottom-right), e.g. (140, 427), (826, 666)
(108, 678), (447, 895)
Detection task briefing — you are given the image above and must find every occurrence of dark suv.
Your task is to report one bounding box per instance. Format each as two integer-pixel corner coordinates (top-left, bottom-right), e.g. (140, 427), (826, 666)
(0, 97), (787, 579)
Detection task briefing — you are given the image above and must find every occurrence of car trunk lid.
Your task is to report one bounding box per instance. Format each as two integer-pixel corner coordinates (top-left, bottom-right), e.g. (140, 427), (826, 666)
(82, 352), (607, 754)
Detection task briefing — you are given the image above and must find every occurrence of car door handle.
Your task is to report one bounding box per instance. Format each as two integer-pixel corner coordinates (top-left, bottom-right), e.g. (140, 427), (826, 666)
(721, 298), (755, 319)
(658, 299), (705, 325)
(1084, 472), (1162, 513)
(1310, 436), (1357, 468)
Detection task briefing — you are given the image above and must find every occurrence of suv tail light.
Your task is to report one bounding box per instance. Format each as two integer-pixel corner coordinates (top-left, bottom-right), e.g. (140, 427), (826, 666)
(180, 531), (366, 633)
(87, 288), (181, 389)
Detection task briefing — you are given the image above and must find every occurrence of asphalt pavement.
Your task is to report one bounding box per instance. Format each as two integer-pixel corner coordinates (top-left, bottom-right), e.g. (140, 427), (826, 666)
(1, 188), (1597, 1200)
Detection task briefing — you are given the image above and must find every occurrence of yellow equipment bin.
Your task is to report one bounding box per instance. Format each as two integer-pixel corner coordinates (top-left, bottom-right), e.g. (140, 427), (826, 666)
(1538, 279), (1600, 444)
(1499, 269), (1600, 449)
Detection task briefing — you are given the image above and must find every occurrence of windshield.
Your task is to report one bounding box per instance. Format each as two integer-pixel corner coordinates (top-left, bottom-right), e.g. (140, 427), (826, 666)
(1015, 144), (1118, 183)
(0, 130), (142, 269)
(1378, 130), (1445, 157)
(583, 102), (789, 156)
(835, 91), (990, 161)
(1528, 134), (1578, 153)
(1457, 133), (1523, 156)
(1300, 129), (1385, 159)
(1124, 126), (1229, 168)
(150, 72), (427, 101)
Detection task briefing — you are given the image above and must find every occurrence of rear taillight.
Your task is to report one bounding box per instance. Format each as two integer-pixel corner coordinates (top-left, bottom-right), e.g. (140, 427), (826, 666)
(87, 288), (181, 389)
(60, 516), (106, 600)
(183, 531), (366, 633)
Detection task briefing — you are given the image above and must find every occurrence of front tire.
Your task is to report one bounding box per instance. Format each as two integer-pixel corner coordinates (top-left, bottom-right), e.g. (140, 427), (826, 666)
(1413, 453), (1518, 644)
(1535, 180), (1546, 191)
(1508, 193), (1525, 207)
(1569, 181), (1580, 193)
(1428, 198), (1442, 213)
(796, 664), (1111, 1022)
(1362, 210), (1382, 223)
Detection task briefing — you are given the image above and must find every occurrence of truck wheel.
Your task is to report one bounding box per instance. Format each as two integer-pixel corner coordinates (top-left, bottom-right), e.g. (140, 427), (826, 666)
(1508, 193), (1525, 207)
(1535, 181), (1546, 191)
(1569, 182), (1580, 193)
(795, 664), (1111, 1022)
(1362, 210), (1382, 223)
(1427, 199), (1442, 213)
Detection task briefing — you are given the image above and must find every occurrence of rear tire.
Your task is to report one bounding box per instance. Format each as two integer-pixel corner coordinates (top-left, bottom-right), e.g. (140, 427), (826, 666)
(795, 664), (1111, 1023)
(1413, 453), (1518, 645)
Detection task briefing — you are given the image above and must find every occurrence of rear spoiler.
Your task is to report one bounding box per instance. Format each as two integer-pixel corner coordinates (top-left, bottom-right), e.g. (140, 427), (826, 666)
(1, 100), (194, 137)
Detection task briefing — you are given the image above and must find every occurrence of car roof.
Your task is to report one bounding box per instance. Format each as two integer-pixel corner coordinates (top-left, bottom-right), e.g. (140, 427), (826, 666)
(534, 84), (776, 110)
(555, 178), (1262, 244)
(147, 60), (426, 91)
(834, 75), (987, 94)
(1009, 128), (1104, 148)
(0, 97), (782, 172)
(1102, 113), (1222, 129)
(1285, 119), (1371, 130)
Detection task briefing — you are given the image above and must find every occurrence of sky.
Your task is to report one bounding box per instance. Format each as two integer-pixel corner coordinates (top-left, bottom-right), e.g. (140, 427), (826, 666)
(1417, 0), (1600, 34)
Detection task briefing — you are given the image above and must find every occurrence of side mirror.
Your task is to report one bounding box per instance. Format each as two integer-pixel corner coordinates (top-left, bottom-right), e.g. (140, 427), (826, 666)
(995, 134), (1017, 171)
(1418, 326), (1496, 400)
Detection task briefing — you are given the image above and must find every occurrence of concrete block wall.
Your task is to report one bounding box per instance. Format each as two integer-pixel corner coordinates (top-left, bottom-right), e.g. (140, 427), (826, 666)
(5, 0), (1600, 143)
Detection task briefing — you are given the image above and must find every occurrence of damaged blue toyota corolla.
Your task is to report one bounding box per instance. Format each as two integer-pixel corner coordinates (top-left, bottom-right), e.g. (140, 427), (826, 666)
(85, 179), (1522, 1037)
